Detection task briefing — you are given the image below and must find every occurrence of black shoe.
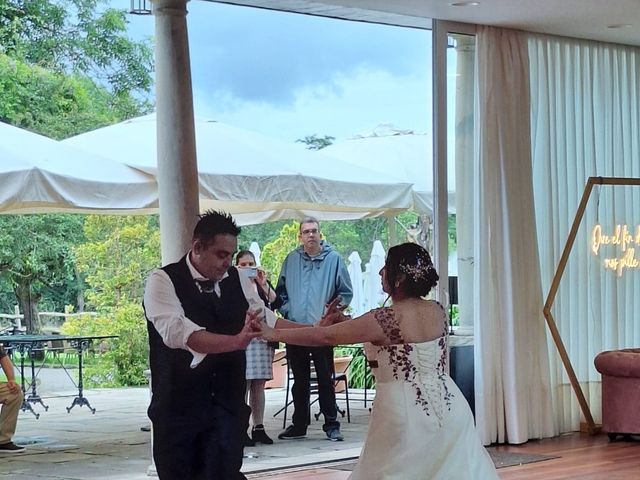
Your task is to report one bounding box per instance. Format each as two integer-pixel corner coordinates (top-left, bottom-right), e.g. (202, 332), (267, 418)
(252, 425), (274, 445)
(325, 427), (344, 442)
(242, 431), (255, 447)
(278, 424), (307, 440)
(0, 442), (26, 453)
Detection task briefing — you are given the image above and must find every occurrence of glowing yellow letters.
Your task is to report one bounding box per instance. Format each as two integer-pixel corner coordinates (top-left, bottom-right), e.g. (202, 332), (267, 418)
(591, 224), (640, 276)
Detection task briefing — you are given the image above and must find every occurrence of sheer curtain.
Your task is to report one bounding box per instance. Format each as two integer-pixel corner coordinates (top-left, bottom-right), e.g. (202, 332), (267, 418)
(529, 35), (640, 433)
(474, 26), (556, 444)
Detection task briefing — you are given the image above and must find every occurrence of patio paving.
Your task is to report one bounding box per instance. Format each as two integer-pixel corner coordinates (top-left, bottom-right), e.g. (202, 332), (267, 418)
(0, 369), (371, 479)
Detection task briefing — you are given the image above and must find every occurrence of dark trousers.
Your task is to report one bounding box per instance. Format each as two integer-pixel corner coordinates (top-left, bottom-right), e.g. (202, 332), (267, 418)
(286, 344), (339, 431)
(152, 403), (248, 480)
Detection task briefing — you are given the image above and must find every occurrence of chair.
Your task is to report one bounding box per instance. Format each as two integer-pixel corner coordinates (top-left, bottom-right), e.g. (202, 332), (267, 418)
(273, 353), (352, 428)
(594, 348), (640, 440)
(312, 356), (352, 422)
(46, 336), (76, 368)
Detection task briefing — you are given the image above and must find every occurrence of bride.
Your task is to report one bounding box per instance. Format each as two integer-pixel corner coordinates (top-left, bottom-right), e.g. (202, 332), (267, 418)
(260, 242), (499, 479)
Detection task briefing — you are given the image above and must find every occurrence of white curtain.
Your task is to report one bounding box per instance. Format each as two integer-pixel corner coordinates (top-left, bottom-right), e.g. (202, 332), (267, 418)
(474, 26), (556, 444)
(529, 35), (640, 433)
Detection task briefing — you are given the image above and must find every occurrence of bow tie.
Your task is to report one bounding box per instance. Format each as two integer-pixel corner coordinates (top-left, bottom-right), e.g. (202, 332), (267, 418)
(196, 279), (216, 294)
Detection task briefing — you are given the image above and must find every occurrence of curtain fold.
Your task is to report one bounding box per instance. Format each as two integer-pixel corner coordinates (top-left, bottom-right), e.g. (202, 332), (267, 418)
(474, 26), (556, 444)
(529, 35), (640, 433)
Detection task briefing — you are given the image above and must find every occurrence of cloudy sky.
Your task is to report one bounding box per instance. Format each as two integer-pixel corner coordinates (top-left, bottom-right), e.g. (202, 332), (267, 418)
(122, 1), (432, 143)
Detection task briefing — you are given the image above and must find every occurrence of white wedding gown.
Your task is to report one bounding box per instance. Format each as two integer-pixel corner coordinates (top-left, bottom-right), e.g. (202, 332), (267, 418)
(350, 306), (499, 480)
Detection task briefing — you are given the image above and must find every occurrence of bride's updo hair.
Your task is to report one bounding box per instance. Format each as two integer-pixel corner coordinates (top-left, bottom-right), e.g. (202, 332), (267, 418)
(385, 243), (439, 298)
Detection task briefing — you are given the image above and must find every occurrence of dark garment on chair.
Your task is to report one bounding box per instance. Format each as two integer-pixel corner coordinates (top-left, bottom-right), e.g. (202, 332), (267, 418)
(286, 344), (339, 431)
(145, 256), (249, 480)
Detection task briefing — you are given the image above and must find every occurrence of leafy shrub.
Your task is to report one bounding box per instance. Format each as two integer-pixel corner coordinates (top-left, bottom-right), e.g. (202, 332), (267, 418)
(70, 215), (159, 387)
(335, 345), (376, 390)
(61, 302), (149, 387)
(260, 222), (299, 285)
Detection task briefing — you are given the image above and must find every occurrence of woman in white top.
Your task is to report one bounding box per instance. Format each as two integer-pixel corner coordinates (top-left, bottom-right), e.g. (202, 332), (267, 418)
(235, 250), (278, 446)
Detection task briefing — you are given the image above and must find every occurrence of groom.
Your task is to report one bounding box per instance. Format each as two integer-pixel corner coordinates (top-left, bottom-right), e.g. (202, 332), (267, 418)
(143, 210), (261, 479)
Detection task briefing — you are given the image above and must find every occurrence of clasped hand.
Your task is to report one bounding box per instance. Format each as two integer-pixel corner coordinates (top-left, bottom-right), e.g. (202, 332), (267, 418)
(317, 297), (350, 327)
(242, 298), (350, 347)
(238, 308), (263, 348)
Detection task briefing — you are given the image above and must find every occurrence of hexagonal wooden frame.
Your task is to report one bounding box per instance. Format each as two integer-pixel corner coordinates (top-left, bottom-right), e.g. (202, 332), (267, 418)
(542, 176), (640, 434)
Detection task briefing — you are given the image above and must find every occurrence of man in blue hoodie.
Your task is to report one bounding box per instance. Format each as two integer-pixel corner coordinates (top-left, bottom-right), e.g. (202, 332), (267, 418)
(275, 217), (353, 441)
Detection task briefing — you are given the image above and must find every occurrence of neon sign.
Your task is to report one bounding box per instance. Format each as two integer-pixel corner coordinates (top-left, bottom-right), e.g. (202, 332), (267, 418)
(591, 224), (640, 276)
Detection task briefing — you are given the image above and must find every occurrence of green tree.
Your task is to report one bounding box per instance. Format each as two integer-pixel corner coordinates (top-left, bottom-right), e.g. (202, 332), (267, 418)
(0, 53), (136, 139)
(0, 0), (153, 138)
(0, 0), (153, 104)
(296, 134), (335, 150)
(322, 218), (388, 264)
(0, 214), (85, 332)
(0, 0), (155, 327)
(71, 215), (161, 386)
(75, 215), (160, 309)
(237, 220), (289, 254)
(260, 222), (300, 284)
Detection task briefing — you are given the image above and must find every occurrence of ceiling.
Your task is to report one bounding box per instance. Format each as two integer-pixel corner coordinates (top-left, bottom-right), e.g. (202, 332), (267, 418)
(212, 0), (640, 46)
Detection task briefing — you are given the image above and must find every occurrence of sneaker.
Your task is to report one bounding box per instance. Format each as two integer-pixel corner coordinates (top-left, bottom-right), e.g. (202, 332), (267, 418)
(278, 424), (307, 440)
(242, 431), (255, 447)
(326, 427), (344, 442)
(252, 425), (274, 445)
(0, 442), (26, 453)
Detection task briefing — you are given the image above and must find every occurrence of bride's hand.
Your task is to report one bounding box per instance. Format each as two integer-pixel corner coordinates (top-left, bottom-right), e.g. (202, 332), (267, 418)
(318, 299), (350, 327)
(258, 321), (277, 342)
(318, 312), (351, 327)
(324, 297), (346, 317)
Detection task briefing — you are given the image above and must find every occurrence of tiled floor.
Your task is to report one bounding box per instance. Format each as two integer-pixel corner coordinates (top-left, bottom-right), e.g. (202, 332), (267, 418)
(256, 470), (350, 479)
(8, 372), (628, 480)
(1, 369), (371, 479)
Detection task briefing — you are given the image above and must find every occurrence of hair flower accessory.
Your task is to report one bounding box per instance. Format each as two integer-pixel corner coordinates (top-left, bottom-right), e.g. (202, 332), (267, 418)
(399, 253), (434, 281)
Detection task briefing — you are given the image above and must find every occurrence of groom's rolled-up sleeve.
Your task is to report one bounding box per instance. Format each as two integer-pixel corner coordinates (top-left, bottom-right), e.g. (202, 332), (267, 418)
(143, 269), (207, 368)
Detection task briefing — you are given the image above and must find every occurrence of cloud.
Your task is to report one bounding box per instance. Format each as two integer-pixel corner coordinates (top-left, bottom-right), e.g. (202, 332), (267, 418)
(187, 2), (431, 104)
(122, 0), (432, 141)
(195, 65), (431, 143)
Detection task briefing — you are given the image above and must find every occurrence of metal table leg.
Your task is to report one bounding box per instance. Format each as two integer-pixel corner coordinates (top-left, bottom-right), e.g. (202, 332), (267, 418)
(25, 344), (49, 413)
(66, 339), (96, 414)
(16, 344), (40, 419)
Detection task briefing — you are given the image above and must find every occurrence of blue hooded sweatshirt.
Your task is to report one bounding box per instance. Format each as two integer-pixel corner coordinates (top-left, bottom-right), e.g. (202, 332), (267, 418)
(275, 241), (353, 325)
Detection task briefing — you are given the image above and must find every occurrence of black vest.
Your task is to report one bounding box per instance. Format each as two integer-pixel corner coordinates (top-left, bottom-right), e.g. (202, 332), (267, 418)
(145, 255), (248, 420)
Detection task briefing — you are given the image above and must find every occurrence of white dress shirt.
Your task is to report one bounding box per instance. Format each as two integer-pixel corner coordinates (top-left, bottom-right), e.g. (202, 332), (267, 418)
(143, 252), (277, 368)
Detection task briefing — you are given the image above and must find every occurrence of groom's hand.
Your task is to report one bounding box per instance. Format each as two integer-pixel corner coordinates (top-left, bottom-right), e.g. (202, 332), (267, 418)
(236, 309), (261, 349)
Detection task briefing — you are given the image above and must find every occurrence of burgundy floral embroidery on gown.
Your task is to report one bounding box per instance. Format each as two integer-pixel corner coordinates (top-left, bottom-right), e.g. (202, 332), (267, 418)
(350, 302), (499, 480)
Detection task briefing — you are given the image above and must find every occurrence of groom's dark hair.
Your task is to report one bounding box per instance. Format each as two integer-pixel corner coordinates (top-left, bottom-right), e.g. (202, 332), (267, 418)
(193, 210), (241, 247)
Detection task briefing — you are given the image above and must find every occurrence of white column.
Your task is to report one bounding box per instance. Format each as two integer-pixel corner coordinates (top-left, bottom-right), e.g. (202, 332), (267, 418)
(432, 21), (449, 303)
(153, 0), (199, 266)
(453, 34), (475, 337)
(147, 1), (198, 476)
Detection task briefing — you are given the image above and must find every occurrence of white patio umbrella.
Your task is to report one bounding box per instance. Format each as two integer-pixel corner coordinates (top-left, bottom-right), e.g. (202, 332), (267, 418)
(249, 241), (262, 266)
(322, 125), (456, 214)
(0, 121), (158, 214)
(63, 114), (414, 224)
(363, 240), (387, 310)
(347, 251), (365, 316)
